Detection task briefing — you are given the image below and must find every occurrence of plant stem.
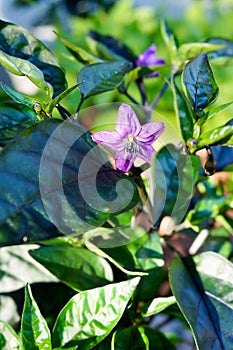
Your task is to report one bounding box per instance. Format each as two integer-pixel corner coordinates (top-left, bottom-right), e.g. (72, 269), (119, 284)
(150, 81), (168, 110)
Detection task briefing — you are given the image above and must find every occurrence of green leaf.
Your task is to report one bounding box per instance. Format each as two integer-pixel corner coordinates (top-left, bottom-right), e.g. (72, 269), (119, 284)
(177, 42), (225, 62)
(0, 321), (20, 350)
(142, 296), (176, 317)
(205, 100), (233, 121)
(29, 246), (113, 291)
(77, 61), (132, 99)
(0, 119), (138, 247)
(126, 65), (166, 84)
(21, 284), (52, 350)
(0, 50), (53, 96)
(0, 101), (37, 145)
(1, 82), (34, 108)
(194, 125), (233, 151)
(182, 53), (219, 114)
(160, 20), (178, 61)
(46, 82), (82, 115)
(0, 244), (57, 293)
(169, 253), (233, 349)
(152, 144), (201, 225)
(114, 326), (175, 350)
(172, 79), (194, 142)
(207, 38), (233, 65)
(52, 277), (141, 349)
(0, 20), (67, 97)
(57, 34), (100, 64)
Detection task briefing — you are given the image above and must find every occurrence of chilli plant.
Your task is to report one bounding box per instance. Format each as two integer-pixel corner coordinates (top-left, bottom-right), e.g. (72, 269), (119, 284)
(0, 8), (233, 350)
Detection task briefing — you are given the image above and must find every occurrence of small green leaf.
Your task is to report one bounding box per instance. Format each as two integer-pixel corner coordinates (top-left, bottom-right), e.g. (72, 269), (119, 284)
(177, 42), (225, 62)
(205, 100), (233, 121)
(152, 144), (201, 225)
(126, 65), (166, 83)
(172, 79), (194, 142)
(52, 277), (141, 349)
(0, 20), (67, 97)
(0, 50), (53, 96)
(142, 296), (176, 317)
(0, 321), (20, 350)
(169, 253), (233, 349)
(194, 125), (233, 151)
(160, 20), (178, 61)
(57, 34), (100, 64)
(0, 244), (57, 293)
(29, 246), (113, 291)
(182, 53), (219, 114)
(1, 82), (34, 108)
(21, 284), (52, 350)
(46, 82), (82, 115)
(77, 61), (132, 99)
(207, 38), (233, 65)
(0, 101), (37, 145)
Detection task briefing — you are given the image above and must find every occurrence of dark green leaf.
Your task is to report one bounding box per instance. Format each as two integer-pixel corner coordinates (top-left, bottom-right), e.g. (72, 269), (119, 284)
(172, 80), (194, 142)
(183, 53), (219, 114)
(195, 125), (233, 150)
(0, 101), (37, 145)
(169, 253), (233, 349)
(57, 34), (100, 64)
(1, 82), (34, 108)
(207, 38), (233, 65)
(88, 30), (136, 62)
(29, 246), (113, 291)
(77, 61), (132, 98)
(0, 20), (67, 97)
(21, 284), (52, 350)
(0, 320), (20, 350)
(0, 244), (57, 293)
(152, 144), (201, 225)
(0, 119), (138, 247)
(52, 277), (141, 349)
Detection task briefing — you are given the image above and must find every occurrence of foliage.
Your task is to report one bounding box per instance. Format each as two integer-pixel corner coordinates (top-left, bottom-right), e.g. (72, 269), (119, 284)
(0, 1), (233, 349)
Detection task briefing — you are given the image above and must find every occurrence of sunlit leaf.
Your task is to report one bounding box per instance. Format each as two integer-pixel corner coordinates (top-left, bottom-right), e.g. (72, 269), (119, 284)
(21, 284), (52, 350)
(0, 321), (20, 350)
(52, 277), (141, 349)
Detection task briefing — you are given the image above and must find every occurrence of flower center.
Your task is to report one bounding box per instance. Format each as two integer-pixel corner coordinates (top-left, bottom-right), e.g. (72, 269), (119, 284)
(126, 134), (139, 154)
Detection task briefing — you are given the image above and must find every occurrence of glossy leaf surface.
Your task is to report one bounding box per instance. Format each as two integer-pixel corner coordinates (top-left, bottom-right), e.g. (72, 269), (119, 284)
(183, 53), (219, 114)
(0, 20), (67, 97)
(52, 277), (141, 348)
(30, 245), (113, 291)
(77, 61), (132, 98)
(21, 284), (52, 350)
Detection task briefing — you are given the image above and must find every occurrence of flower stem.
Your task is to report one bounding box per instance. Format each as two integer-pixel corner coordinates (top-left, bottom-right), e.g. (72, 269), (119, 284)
(136, 78), (148, 106)
(151, 81), (168, 110)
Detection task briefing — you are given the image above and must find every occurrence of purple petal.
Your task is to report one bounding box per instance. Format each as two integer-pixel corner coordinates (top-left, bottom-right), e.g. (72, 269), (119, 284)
(137, 122), (165, 143)
(116, 104), (141, 137)
(136, 44), (157, 66)
(115, 150), (136, 172)
(137, 143), (156, 163)
(91, 130), (123, 151)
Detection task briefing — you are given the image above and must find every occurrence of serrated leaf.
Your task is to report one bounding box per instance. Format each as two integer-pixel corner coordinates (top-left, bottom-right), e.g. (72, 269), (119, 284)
(183, 53), (219, 114)
(21, 284), (52, 350)
(1, 82), (34, 108)
(172, 80), (194, 142)
(0, 119), (138, 247)
(0, 244), (57, 293)
(0, 101), (37, 145)
(52, 277), (141, 349)
(169, 252), (233, 349)
(46, 82), (82, 115)
(152, 144), (201, 225)
(0, 20), (67, 97)
(57, 34), (100, 64)
(29, 246), (113, 291)
(0, 321), (20, 350)
(0, 50), (53, 96)
(78, 61), (132, 99)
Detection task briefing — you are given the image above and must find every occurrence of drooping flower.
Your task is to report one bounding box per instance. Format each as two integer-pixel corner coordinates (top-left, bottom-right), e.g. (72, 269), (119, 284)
(136, 44), (166, 77)
(91, 104), (165, 172)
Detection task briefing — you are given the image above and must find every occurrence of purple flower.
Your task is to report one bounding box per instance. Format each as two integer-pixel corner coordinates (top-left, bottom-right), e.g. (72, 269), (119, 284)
(136, 44), (166, 77)
(91, 104), (165, 172)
